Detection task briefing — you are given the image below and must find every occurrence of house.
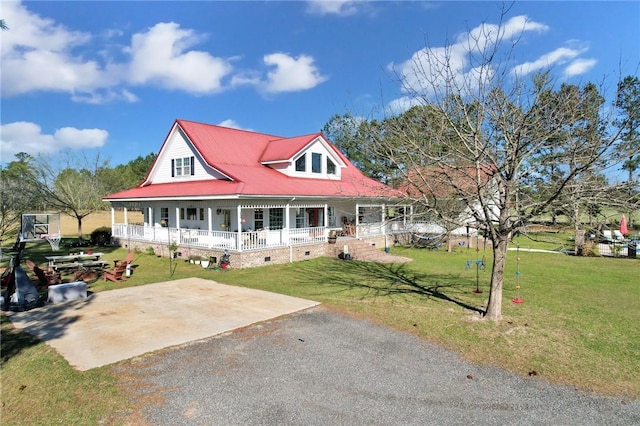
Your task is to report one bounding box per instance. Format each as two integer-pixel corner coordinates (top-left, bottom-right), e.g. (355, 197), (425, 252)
(395, 164), (500, 249)
(103, 119), (410, 268)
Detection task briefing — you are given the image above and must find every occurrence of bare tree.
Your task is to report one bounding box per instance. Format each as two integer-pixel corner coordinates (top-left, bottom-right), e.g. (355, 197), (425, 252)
(30, 153), (110, 240)
(373, 12), (633, 320)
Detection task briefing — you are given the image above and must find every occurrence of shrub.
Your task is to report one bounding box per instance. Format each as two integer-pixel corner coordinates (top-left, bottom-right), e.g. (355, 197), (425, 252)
(90, 227), (112, 246)
(582, 240), (599, 257)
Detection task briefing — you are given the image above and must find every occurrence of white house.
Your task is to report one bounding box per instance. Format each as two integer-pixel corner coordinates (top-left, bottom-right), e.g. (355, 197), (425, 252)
(104, 119), (410, 267)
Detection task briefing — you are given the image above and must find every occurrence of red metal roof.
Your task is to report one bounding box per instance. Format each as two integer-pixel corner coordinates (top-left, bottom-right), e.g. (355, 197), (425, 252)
(260, 134), (320, 163)
(105, 119), (402, 201)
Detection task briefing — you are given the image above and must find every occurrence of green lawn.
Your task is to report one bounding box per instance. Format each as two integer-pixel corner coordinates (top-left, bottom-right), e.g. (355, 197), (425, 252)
(1, 240), (639, 424)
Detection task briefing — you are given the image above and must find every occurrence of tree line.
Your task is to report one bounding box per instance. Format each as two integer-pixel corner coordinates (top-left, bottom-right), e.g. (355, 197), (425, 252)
(0, 152), (156, 244)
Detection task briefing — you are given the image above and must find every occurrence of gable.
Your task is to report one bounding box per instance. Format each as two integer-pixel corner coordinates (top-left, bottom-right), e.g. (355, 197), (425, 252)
(261, 135), (346, 180)
(144, 123), (232, 185)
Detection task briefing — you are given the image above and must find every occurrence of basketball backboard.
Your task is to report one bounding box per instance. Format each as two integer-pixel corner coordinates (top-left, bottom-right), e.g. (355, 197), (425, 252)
(20, 213), (61, 242)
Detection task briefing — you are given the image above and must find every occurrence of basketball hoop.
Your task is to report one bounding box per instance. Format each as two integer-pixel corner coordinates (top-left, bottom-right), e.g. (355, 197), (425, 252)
(20, 213), (62, 250)
(46, 234), (61, 251)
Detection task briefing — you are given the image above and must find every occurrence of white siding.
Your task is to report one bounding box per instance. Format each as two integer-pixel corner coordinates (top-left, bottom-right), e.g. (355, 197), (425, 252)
(150, 127), (227, 184)
(283, 138), (342, 179)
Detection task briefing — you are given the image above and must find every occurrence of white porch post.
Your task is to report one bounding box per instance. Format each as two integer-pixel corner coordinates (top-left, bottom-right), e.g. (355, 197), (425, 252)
(207, 207), (213, 248)
(382, 204), (386, 236)
(236, 205), (242, 251)
(148, 207), (153, 226)
(324, 203), (329, 237)
(355, 203), (359, 238)
(285, 202), (291, 245)
(110, 207), (115, 226)
(175, 207), (180, 229)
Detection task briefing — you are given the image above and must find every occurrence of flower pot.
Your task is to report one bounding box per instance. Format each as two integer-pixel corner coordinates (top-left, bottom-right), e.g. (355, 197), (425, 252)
(201, 261), (210, 268)
(328, 236), (337, 244)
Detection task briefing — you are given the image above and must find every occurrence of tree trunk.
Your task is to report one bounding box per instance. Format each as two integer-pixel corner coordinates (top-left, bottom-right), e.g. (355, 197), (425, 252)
(484, 235), (509, 321)
(76, 216), (83, 240)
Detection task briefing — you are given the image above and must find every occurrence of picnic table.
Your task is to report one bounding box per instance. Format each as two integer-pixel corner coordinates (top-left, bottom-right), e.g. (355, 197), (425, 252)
(46, 252), (109, 273)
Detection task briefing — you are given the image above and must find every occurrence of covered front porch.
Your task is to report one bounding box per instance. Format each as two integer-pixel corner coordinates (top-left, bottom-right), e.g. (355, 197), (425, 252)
(109, 200), (414, 253)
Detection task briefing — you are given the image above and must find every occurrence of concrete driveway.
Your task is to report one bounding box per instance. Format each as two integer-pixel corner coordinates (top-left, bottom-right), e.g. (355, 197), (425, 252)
(7, 278), (319, 370)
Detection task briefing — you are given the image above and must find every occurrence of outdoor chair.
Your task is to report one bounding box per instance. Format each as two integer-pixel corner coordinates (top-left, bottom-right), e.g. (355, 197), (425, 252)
(25, 259), (62, 287)
(114, 251), (135, 268)
(103, 264), (128, 283)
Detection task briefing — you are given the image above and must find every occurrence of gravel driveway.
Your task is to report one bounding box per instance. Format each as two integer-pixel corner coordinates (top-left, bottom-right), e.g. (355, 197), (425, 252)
(115, 306), (639, 425)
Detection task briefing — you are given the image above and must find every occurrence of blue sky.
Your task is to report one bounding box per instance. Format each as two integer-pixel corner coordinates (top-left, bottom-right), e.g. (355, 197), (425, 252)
(1, 1), (639, 171)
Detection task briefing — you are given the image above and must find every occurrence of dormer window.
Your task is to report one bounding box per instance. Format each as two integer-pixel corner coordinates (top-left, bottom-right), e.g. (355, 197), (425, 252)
(312, 153), (322, 173)
(295, 155), (306, 172)
(172, 156), (194, 177)
(327, 158), (336, 175)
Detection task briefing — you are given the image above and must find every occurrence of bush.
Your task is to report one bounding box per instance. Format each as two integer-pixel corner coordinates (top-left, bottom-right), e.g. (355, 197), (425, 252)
(90, 227), (112, 246)
(582, 240), (599, 257)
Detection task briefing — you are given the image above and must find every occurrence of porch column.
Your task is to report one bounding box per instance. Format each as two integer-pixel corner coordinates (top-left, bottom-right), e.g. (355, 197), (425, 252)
(175, 207), (180, 229)
(285, 202), (291, 245)
(110, 207), (115, 226)
(148, 207), (153, 226)
(124, 207), (128, 225)
(236, 205), (242, 251)
(403, 205), (407, 228)
(355, 203), (359, 238)
(382, 204), (386, 236)
(207, 207), (213, 248)
(324, 204), (329, 237)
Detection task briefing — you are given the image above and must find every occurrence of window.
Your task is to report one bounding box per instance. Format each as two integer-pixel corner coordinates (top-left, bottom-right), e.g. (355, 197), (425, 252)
(186, 208), (197, 220)
(295, 208), (307, 228)
(328, 207), (336, 227)
(269, 208), (284, 230)
(254, 209), (264, 229)
(160, 208), (169, 226)
(199, 208), (205, 221)
(295, 154), (306, 172)
(311, 153), (322, 173)
(327, 158), (336, 175)
(172, 156), (194, 177)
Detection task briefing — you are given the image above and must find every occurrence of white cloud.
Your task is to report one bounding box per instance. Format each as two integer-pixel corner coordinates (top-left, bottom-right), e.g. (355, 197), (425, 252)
(385, 96), (423, 115)
(306, 0), (363, 16)
(1, 2), (326, 103)
(0, 1), (105, 97)
(459, 15), (548, 54)
(0, 121), (108, 160)
(511, 46), (588, 77)
(217, 119), (252, 131)
(563, 58), (597, 78)
(262, 53), (328, 93)
(387, 14), (595, 109)
(126, 22), (232, 94)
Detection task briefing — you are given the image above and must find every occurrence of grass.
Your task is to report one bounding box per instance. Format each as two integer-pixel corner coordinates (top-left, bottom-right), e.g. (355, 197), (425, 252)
(1, 236), (639, 423)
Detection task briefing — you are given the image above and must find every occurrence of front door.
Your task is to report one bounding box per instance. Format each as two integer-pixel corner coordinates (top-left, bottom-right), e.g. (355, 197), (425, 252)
(308, 208), (323, 227)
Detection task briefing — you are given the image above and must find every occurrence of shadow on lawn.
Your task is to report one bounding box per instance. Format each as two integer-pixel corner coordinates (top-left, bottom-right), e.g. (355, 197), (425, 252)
(1, 294), (94, 365)
(302, 259), (485, 315)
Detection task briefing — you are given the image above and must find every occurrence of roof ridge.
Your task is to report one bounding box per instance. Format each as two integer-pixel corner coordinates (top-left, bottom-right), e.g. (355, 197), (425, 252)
(176, 118), (285, 139)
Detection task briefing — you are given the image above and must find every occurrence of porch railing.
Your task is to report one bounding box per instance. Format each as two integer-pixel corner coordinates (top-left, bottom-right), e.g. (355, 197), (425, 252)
(112, 224), (332, 251)
(289, 226), (326, 245)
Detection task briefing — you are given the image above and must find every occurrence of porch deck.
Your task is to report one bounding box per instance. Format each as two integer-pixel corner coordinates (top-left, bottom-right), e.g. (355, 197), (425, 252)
(111, 221), (415, 252)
